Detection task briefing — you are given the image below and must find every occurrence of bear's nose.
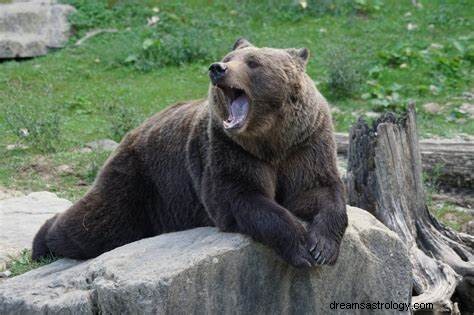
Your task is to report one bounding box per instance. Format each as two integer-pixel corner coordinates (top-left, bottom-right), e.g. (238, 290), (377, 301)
(209, 62), (227, 84)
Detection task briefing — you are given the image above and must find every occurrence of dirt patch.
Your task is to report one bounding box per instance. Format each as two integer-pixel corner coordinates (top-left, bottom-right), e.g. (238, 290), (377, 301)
(0, 187), (24, 201)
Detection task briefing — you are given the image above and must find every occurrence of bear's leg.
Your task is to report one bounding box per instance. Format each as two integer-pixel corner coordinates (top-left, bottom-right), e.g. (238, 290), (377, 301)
(32, 214), (58, 260)
(226, 194), (315, 268)
(304, 179), (348, 265)
(204, 184), (316, 268)
(32, 147), (155, 260)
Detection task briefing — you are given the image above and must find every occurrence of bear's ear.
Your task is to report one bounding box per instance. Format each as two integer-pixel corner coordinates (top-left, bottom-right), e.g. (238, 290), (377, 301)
(233, 38), (253, 50)
(287, 48), (310, 68)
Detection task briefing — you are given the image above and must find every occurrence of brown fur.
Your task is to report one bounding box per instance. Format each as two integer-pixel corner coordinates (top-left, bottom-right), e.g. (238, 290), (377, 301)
(32, 39), (347, 267)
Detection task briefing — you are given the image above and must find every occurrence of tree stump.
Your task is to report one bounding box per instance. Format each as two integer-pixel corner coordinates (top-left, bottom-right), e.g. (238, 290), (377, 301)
(346, 104), (474, 313)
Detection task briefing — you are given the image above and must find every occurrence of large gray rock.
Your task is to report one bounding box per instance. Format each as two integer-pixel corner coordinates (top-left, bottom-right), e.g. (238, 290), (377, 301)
(0, 192), (72, 263)
(0, 206), (412, 314)
(0, 2), (75, 58)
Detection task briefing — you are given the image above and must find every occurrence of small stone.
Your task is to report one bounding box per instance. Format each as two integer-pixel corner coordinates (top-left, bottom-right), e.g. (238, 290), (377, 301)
(78, 147), (93, 153)
(331, 106), (341, 114)
(85, 139), (119, 152)
(429, 85), (440, 94)
(55, 164), (74, 175)
(399, 63), (408, 69)
(0, 270), (11, 278)
(423, 102), (441, 114)
(319, 28), (327, 33)
(461, 221), (474, 235)
(460, 103), (474, 118)
(19, 128), (29, 137)
(147, 16), (160, 27)
(404, 12), (412, 17)
(407, 23), (417, 31)
(429, 43), (443, 50)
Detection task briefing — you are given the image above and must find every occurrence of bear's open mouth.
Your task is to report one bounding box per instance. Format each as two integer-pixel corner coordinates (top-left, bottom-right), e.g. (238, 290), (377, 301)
(221, 87), (249, 130)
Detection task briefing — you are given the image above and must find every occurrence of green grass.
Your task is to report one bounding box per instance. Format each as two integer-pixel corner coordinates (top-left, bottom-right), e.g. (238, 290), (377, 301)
(0, 0), (472, 200)
(431, 203), (472, 231)
(5, 250), (57, 277)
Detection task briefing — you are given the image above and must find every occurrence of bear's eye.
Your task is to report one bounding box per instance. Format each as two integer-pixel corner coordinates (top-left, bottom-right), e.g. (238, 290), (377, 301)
(222, 56), (232, 63)
(246, 60), (261, 69)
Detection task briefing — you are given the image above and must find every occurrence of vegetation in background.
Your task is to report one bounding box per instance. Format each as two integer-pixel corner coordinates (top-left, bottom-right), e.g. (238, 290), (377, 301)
(325, 46), (363, 98)
(84, 149), (110, 184)
(106, 102), (143, 141)
(6, 250), (57, 277)
(0, 0), (472, 201)
(4, 105), (63, 153)
(430, 203), (472, 231)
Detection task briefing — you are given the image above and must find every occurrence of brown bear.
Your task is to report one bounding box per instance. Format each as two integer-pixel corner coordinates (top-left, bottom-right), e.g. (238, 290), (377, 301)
(32, 38), (348, 267)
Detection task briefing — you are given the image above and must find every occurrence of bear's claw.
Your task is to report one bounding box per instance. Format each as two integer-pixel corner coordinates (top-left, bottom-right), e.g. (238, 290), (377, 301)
(308, 233), (340, 266)
(285, 243), (316, 268)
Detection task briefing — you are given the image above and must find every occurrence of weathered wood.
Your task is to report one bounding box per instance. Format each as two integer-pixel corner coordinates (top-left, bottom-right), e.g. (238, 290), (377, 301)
(346, 105), (474, 314)
(335, 132), (474, 189)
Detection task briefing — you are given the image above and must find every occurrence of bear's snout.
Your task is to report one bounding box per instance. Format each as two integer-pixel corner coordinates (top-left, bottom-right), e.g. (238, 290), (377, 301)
(209, 62), (227, 85)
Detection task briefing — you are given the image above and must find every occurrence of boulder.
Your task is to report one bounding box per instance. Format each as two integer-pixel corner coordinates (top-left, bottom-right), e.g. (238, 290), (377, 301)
(85, 139), (119, 152)
(0, 2), (75, 58)
(0, 192), (72, 263)
(0, 206), (412, 315)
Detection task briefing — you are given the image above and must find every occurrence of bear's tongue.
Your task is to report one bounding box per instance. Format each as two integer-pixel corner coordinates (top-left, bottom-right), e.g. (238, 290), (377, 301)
(223, 94), (249, 130)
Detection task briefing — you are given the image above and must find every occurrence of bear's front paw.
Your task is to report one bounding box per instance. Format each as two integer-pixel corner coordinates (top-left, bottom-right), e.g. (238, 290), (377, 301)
(282, 241), (316, 268)
(307, 230), (341, 265)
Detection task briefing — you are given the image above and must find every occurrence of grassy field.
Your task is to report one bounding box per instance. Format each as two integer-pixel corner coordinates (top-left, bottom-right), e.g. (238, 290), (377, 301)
(0, 0), (472, 202)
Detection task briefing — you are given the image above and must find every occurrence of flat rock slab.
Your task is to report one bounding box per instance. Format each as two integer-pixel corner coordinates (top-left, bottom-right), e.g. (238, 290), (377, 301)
(0, 206), (412, 315)
(0, 2), (75, 58)
(0, 192), (72, 263)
